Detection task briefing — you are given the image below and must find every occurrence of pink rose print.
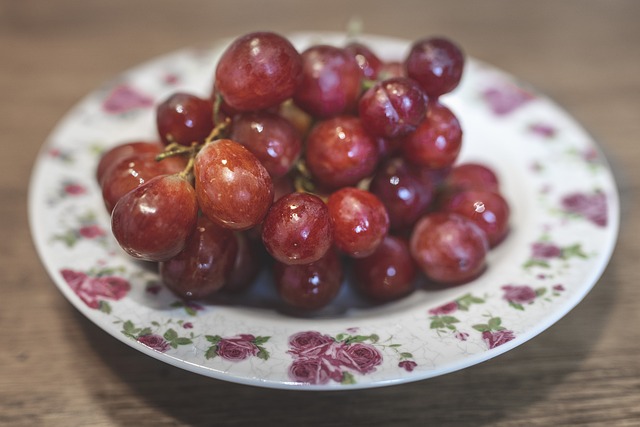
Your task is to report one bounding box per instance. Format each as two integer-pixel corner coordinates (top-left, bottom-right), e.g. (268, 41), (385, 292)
(64, 183), (86, 195)
(482, 83), (535, 116)
(501, 285), (537, 305)
(182, 322), (194, 329)
(473, 316), (516, 349)
(528, 122), (557, 138)
(398, 360), (418, 372)
(454, 331), (469, 341)
(102, 84), (154, 114)
(482, 330), (516, 349)
(61, 269), (130, 310)
(561, 191), (608, 227)
(531, 242), (562, 259)
(287, 331), (387, 385)
(137, 334), (171, 353)
(205, 334), (270, 361)
(428, 301), (459, 316)
(553, 284), (565, 292)
(78, 225), (106, 239)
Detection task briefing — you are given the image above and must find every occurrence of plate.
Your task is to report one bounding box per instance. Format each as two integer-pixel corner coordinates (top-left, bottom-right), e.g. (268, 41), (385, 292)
(29, 32), (619, 390)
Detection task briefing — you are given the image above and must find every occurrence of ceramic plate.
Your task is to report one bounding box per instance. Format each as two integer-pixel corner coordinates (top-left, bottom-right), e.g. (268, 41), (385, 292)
(29, 33), (619, 390)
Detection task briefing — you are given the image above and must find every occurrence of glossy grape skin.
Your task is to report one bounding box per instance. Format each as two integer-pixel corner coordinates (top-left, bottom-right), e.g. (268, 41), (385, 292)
(160, 216), (238, 299)
(446, 163), (500, 193)
(344, 42), (382, 79)
(402, 101), (463, 169)
(273, 249), (343, 311)
(369, 157), (435, 231)
(405, 37), (465, 98)
(101, 150), (187, 213)
(261, 192), (333, 265)
(229, 111), (302, 178)
(305, 116), (379, 189)
(194, 139), (273, 231)
(156, 92), (214, 146)
(111, 175), (198, 262)
(352, 235), (417, 302)
(96, 141), (163, 185)
(215, 32), (302, 112)
(358, 77), (427, 139)
(223, 232), (264, 293)
(293, 45), (361, 118)
(442, 189), (510, 247)
(327, 187), (389, 258)
(410, 212), (488, 285)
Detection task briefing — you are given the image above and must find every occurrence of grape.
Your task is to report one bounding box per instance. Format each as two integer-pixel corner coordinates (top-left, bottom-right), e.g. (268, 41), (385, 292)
(402, 100), (462, 169)
(273, 249), (343, 311)
(223, 232), (264, 293)
(305, 116), (379, 189)
(377, 61), (405, 80)
(111, 174), (198, 262)
(293, 45), (361, 118)
(194, 139), (273, 230)
(352, 235), (417, 302)
(160, 216), (238, 299)
(441, 189), (510, 247)
(327, 187), (389, 258)
(369, 157), (435, 231)
(405, 37), (465, 98)
(229, 111), (302, 178)
(358, 77), (427, 139)
(344, 41), (383, 79)
(446, 163), (500, 193)
(261, 192), (333, 265)
(101, 149), (186, 213)
(215, 32), (302, 112)
(156, 92), (214, 146)
(96, 141), (163, 185)
(410, 212), (488, 285)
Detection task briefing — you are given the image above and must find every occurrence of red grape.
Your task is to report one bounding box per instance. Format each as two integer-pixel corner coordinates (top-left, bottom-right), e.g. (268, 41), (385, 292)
(261, 192), (333, 265)
(327, 187), (389, 258)
(101, 149), (186, 213)
(344, 41), (383, 79)
(215, 32), (302, 112)
(352, 235), (417, 302)
(160, 216), (238, 299)
(223, 232), (264, 293)
(369, 157), (436, 231)
(111, 174), (198, 262)
(293, 45), (361, 118)
(405, 37), (465, 98)
(441, 189), (510, 247)
(229, 111), (302, 178)
(273, 249), (343, 311)
(194, 139), (273, 230)
(402, 100), (462, 169)
(156, 92), (214, 146)
(446, 163), (500, 193)
(358, 77), (427, 139)
(410, 212), (488, 285)
(96, 141), (163, 185)
(305, 116), (379, 189)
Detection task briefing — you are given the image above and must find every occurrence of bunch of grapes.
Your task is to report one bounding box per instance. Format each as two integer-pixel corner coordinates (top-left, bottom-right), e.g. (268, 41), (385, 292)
(97, 32), (511, 312)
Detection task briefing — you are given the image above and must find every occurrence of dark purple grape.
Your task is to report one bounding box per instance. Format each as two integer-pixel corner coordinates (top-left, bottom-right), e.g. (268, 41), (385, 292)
(160, 216), (238, 299)
(353, 235), (417, 302)
(405, 37), (465, 98)
(273, 249), (343, 311)
(156, 92), (214, 146)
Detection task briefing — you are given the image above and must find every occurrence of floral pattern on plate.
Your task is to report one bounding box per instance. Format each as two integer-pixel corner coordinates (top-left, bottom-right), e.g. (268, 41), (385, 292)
(29, 32), (619, 390)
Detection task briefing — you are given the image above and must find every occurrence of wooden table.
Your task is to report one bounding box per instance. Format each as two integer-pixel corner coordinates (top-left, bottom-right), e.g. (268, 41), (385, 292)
(2, 1), (639, 425)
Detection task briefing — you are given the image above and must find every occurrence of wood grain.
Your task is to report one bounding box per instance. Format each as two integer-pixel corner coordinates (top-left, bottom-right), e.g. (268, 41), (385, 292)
(1, 1), (639, 425)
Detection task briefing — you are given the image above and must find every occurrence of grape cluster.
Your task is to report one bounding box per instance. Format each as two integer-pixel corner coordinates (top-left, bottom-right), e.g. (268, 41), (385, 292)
(97, 32), (511, 311)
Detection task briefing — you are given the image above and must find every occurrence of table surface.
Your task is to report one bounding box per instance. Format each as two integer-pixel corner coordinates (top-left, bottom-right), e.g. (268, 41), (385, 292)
(2, 1), (639, 425)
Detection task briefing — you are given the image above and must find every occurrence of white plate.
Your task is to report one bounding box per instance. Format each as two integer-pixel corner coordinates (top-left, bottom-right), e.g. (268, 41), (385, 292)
(29, 33), (619, 390)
